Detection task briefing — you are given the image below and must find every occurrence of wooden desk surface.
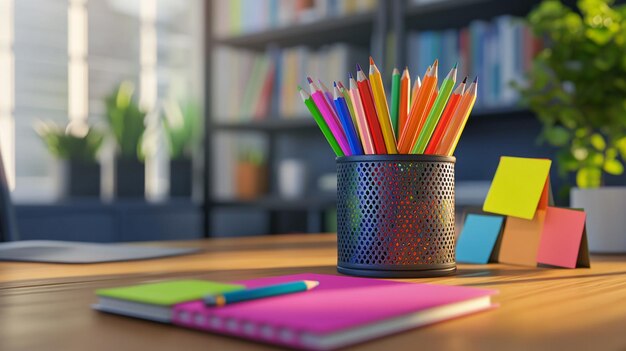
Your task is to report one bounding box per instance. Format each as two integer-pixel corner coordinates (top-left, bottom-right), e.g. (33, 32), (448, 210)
(1, 233), (625, 351)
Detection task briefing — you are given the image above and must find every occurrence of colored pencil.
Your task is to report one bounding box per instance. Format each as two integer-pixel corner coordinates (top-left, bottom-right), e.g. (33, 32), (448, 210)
(204, 280), (319, 307)
(318, 79), (337, 113)
(308, 77), (351, 155)
(369, 57), (397, 154)
(397, 60), (438, 153)
(390, 67), (401, 139)
(349, 75), (375, 154)
(337, 81), (357, 127)
(435, 77), (478, 156)
(356, 63), (386, 154)
(424, 89), (438, 123)
(411, 64), (457, 154)
(411, 75), (422, 103)
(425, 77), (466, 154)
(398, 67), (411, 140)
(299, 86), (344, 157)
(334, 83), (363, 155)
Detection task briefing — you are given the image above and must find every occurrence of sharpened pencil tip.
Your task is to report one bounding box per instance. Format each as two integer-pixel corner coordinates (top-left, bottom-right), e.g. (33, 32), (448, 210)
(307, 77), (313, 84)
(473, 76), (478, 83)
(348, 72), (353, 79)
(433, 59), (439, 67)
(462, 77), (467, 84)
(392, 67), (399, 75)
(297, 85), (302, 91)
(356, 63), (362, 71)
(369, 56), (374, 65)
(333, 81), (337, 87)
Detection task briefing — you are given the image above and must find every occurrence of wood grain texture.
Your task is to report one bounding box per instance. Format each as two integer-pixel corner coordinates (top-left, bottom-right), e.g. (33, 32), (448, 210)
(1, 233), (625, 351)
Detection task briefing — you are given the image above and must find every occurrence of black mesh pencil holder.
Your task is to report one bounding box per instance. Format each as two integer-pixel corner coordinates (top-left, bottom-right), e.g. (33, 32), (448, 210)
(336, 154), (456, 278)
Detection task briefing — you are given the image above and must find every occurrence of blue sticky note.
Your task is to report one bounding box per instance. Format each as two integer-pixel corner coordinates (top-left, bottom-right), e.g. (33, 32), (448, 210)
(456, 214), (505, 264)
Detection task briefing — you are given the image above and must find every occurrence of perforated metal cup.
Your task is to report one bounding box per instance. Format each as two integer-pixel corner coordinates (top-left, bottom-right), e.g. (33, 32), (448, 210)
(336, 154), (456, 277)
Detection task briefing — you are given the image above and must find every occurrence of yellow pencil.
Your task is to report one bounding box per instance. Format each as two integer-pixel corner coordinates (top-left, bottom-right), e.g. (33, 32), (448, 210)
(368, 56), (397, 154)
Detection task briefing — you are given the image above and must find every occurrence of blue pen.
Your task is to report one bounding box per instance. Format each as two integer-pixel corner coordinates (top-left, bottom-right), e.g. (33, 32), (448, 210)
(333, 83), (363, 155)
(204, 280), (319, 307)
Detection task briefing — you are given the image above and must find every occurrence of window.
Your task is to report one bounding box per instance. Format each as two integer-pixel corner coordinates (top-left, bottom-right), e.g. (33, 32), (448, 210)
(0, 0), (204, 202)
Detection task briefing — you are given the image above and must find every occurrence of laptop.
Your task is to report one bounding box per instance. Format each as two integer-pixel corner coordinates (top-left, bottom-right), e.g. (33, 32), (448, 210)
(0, 145), (201, 263)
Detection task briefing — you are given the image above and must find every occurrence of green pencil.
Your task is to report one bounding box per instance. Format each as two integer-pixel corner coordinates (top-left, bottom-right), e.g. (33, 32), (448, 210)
(390, 68), (401, 139)
(411, 64), (457, 154)
(299, 86), (345, 157)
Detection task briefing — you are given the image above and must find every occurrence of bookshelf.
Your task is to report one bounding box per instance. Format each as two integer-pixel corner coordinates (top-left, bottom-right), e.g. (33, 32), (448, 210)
(203, 0), (549, 237)
(214, 11), (376, 49)
(204, 1), (384, 236)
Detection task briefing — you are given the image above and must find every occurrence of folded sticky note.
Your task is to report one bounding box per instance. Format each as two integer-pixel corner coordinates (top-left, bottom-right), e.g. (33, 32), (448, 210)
(537, 207), (590, 269)
(456, 214), (505, 264)
(483, 156), (552, 220)
(497, 210), (546, 267)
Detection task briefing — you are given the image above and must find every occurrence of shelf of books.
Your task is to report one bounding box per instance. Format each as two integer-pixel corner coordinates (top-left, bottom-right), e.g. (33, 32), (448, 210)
(405, 9), (542, 111)
(212, 0), (378, 49)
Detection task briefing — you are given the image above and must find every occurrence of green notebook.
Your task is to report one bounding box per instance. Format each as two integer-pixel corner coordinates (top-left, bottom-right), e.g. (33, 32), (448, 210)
(94, 280), (244, 322)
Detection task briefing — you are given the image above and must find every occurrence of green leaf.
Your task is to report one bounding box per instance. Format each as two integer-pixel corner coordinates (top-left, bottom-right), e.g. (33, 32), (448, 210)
(589, 151), (605, 167)
(572, 145), (589, 161)
(544, 125), (571, 146)
(576, 167), (602, 188)
(616, 136), (626, 159)
(590, 133), (606, 150)
(604, 159), (624, 175)
(104, 81), (146, 160)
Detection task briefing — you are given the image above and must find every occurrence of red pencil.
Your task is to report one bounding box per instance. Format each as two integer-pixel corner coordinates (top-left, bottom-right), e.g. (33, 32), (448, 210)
(425, 77), (466, 154)
(356, 63), (386, 154)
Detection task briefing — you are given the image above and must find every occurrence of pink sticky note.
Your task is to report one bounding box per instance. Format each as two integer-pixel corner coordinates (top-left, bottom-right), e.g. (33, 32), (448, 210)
(537, 207), (587, 269)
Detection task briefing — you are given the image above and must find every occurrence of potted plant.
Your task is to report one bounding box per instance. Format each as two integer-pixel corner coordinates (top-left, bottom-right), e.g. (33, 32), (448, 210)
(162, 100), (200, 197)
(520, 0), (626, 252)
(235, 148), (267, 200)
(105, 81), (147, 198)
(35, 121), (104, 198)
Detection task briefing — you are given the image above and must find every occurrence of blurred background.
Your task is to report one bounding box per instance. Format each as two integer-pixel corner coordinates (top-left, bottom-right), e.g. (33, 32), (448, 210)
(1, 0), (625, 242)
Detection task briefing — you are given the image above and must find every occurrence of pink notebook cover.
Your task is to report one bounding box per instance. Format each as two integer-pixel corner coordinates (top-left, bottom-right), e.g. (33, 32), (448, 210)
(172, 274), (497, 350)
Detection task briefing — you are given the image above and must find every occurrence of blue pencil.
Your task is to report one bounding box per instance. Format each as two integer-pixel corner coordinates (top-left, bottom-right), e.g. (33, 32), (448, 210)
(333, 83), (363, 155)
(204, 280), (319, 307)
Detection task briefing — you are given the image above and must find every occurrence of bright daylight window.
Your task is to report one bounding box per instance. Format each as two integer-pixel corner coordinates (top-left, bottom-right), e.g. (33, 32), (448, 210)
(0, 0), (203, 202)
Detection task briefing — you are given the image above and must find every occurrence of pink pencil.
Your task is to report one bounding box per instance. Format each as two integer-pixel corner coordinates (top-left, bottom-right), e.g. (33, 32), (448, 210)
(308, 77), (351, 155)
(348, 74), (375, 154)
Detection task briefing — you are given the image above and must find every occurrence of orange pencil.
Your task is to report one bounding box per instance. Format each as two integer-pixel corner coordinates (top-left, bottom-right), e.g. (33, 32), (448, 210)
(397, 60), (438, 153)
(424, 88), (438, 123)
(398, 67), (411, 140)
(411, 75), (422, 103)
(425, 77), (466, 154)
(435, 77), (478, 156)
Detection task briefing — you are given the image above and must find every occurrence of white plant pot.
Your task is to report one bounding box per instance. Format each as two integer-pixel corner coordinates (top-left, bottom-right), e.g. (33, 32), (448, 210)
(571, 186), (626, 253)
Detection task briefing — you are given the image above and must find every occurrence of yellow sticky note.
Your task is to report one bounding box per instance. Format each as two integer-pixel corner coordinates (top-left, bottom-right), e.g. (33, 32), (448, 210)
(483, 156), (552, 220)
